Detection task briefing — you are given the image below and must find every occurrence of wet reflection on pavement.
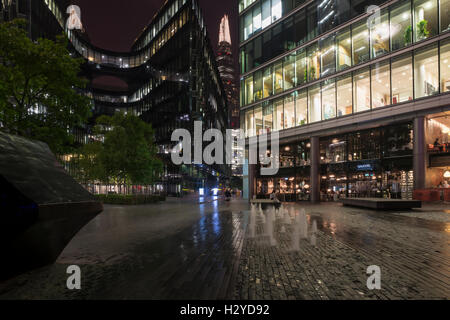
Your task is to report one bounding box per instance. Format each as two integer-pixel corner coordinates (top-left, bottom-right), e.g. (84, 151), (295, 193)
(0, 199), (448, 300)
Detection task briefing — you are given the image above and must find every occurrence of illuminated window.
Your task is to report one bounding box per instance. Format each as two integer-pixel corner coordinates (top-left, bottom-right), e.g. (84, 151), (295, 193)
(390, 1), (412, 50)
(337, 75), (353, 117)
(322, 79), (336, 120)
(353, 68), (371, 112)
(371, 62), (391, 108)
(413, 0), (438, 42)
(263, 102), (273, 133)
(263, 66), (273, 98)
(295, 48), (307, 85)
(370, 9), (390, 58)
(284, 94), (296, 129)
(295, 90), (307, 127)
(255, 105), (263, 135)
(440, 40), (450, 93)
(284, 54), (296, 90)
(414, 44), (439, 98)
(271, 0), (282, 23)
(392, 54), (413, 103)
(352, 20), (370, 65)
(274, 98), (284, 131)
(336, 27), (351, 71)
(308, 84), (321, 123)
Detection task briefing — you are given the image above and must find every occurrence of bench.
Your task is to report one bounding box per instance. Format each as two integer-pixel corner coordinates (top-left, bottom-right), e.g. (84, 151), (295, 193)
(341, 198), (422, 210)
(250, 199), (282, 209)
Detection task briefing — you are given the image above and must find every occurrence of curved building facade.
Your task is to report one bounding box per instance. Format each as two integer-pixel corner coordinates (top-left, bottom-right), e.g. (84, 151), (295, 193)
(1, 0), (231, 195)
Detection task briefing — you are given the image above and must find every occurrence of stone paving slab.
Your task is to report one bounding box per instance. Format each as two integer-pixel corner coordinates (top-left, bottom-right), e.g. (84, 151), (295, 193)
(0, 200), (448, 300)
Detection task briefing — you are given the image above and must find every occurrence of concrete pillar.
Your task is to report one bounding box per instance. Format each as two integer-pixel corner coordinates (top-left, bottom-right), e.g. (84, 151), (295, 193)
(413, 117), (426, 190)
(248, 164), (257, 201)
(310, 136), (320, 203)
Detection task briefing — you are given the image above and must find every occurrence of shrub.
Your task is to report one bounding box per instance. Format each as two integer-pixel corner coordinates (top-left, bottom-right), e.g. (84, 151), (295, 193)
(94, 194), (166, 205)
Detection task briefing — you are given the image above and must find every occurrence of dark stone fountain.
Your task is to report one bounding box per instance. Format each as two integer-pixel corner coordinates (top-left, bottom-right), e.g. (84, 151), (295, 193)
(0, 132), (103, 280)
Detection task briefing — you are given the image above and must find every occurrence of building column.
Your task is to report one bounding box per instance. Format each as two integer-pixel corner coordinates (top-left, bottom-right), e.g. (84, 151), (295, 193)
(310, 136), (320, 203)
(413, 117), (426, 190)
(248, 164), (257, 201)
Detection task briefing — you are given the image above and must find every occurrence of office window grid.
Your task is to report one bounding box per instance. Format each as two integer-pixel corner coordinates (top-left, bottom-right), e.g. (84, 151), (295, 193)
(243, 39), (450, 137)
(240, 0), (449, 74)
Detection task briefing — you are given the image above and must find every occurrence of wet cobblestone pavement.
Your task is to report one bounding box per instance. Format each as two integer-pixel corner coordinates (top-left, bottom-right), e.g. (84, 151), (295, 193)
(0, 198), (448, 300)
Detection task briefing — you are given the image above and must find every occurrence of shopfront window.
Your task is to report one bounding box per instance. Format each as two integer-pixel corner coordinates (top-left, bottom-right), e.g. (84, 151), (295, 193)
(348, 130), (381, 161)
(284, 54), (296, 90)
(297, 140), (310, 166)
(352, 20), (370, 65)
(371, 62), (391, 108)
(440, 40), (450, 93)
(263, 102), (273, 133)
(413, 0), (438, 42)
(322, 79), (336, 120)
(280, 145), (296, 168)
(284, 93), (296, 129)
(337, 75), (353, 117)
(274, 61), (284, 94)
(353, 68), (371, 113)
(336, 27), (352, 71)
(263, 66), (273, 98)
(296, 48), (307, 85)
(308, 84), (321, 123)
(370, 9), (390, 58)
(320, 35), (336, 77)
(274, 98), (284, 131)
(414, 44), (439, 98)
(383, 122), (413, 157)
(390, 0), (412, 50)
(255, 105), (263, 135)
(392, 54), (413, 103)
(321, 136), (347, 164)
(296, 89), (308, 126)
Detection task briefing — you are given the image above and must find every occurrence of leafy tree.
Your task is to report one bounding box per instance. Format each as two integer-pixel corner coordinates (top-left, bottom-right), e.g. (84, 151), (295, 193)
(75, 113), (163, 193)
(71, 140), (106, 187)
(0, 19), (91, 154)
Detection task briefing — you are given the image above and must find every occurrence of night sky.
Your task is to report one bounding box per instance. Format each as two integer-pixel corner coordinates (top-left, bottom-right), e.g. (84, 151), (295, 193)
(72, 0), (239, 89)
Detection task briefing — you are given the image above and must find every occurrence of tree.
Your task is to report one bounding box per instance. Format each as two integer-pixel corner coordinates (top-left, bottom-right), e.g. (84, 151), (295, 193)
(0, 19), (91, 154)
(75, 113), (163, 193)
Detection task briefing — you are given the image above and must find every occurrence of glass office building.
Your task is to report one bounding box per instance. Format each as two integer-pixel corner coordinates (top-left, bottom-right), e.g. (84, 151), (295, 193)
(1, 0), (231, 195)
(239, 0), (450, 201)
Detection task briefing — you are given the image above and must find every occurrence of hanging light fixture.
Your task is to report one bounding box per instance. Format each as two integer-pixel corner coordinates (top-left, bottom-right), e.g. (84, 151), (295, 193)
(444, 169), (450, 178)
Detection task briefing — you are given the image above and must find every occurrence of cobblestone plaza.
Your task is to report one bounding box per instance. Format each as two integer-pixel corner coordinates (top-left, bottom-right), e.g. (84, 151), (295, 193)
(1, 198), (448, 300)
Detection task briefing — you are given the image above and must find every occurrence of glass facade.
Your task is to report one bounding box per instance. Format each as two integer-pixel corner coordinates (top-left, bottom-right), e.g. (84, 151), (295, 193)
(244, 41), (450, 136)
(255, 123), (414, 200)
(241, 0), (450, 202)
(240, 0), (450, 73)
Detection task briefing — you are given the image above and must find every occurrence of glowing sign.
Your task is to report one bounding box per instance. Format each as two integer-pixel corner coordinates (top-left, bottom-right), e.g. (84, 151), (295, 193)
(357, 164), (373, 171)
(66, 5), (83, 31)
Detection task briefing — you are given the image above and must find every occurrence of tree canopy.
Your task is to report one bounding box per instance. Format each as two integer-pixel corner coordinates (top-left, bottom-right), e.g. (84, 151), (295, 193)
(74, 113), (163, 189)
(0, 19), (91, 154)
